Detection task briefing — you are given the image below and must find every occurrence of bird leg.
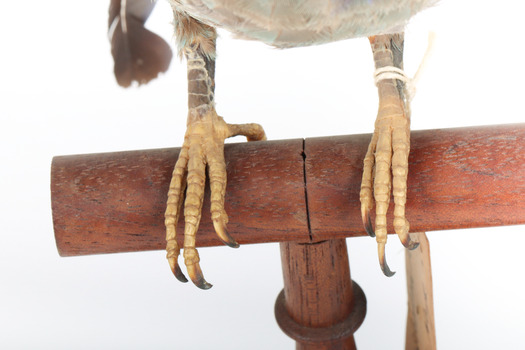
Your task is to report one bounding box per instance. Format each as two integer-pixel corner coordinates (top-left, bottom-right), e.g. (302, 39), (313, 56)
(361, 33), (419, 276)
(164, 20), (266, 289)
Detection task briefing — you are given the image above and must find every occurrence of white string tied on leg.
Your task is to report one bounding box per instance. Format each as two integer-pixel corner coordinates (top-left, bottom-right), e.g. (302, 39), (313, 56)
(374, 66), (415, 101)
(373, 32), (437, 103)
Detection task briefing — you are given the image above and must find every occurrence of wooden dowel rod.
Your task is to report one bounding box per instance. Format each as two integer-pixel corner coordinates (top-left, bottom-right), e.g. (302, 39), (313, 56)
(305, 123), (525, 240)
(51, 123), (525, 256)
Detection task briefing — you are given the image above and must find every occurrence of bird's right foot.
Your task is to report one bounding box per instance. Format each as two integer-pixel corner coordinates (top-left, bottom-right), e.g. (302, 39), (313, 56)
(164, 105), (265, 289)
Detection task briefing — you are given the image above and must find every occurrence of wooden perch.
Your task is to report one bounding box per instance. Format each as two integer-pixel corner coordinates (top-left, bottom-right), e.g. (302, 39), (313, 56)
(51, 123), (525, 256)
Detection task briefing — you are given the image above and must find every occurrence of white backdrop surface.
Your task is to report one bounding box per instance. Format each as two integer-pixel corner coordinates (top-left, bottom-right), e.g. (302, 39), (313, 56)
(1, 1), (524, 349)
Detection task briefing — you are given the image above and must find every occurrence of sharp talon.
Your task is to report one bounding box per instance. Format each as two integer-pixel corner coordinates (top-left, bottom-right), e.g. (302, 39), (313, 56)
(363, 211), (375, 238)
(378, 243), (396, 277)
(402, 235), (420, 250)
(380, 259), (396, 277)
(187, 263), (213, 290)
(174, 265), (189, 283)
(169, 258), (189, 283)
(213, 220), (239, 248)
(195, 278), (213, 290)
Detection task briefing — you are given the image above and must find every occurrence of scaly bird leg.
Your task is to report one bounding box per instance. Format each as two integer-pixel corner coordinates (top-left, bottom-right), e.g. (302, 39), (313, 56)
(360, 33), (419, 276)
(165, 16), (265, 289)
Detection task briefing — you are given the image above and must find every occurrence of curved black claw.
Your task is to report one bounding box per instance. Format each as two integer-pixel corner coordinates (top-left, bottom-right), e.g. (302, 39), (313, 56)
(213, 220), (240, 248)
(173, 265), (189, 283)
(169, 256), (189, 283)
(193, 275), (213, 290)
(380, 258), (396, 277)
(363, 210), (375, 238)
(402, 235), (420, 251)
(188, 263), (213, 290)
(378, 243), (396, 277)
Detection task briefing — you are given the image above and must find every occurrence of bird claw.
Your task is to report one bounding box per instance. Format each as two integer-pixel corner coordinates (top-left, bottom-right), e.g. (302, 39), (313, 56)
(188, 266), (213, 290)
(213, 220), (240, 248)
(378, 242), (396, 277)
(169, 256), (189, 283)
(362, 208), (375, 238)
(402, 234), (420, 251)
(165, 108), (265, 289)
(166, 239), (188, 282)
(184, 248), (213, 290)
(360, 111), (412, 275)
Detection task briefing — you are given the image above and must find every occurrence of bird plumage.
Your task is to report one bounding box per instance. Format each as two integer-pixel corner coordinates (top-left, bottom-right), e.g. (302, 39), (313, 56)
(168, 0), (437, 49)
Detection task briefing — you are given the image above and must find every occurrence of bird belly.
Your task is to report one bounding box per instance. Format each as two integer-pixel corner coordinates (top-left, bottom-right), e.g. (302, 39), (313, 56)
(168, 0), (436, 48)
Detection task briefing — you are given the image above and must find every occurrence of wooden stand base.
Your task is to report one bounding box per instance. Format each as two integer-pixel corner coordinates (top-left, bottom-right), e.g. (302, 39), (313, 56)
(275, 240), (366, 349)
(50, 124), (525, 348)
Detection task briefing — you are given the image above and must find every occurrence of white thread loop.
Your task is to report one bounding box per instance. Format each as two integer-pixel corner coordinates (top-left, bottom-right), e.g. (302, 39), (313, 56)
(374, 66), (416, 102)
(373, 32), (436, 103)
(374, 66), (411, 84)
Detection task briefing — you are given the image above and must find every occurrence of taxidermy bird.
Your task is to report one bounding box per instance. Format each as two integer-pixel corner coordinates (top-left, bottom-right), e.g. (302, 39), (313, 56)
(108, 0), (437, 289)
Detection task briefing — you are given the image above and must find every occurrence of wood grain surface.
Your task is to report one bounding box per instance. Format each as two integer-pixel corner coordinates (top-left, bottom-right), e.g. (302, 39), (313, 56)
(275, 240), (366, 349)
(51, 123), (525, 256)
(405, 232), (436, 350)
(52, 138), (308, 256)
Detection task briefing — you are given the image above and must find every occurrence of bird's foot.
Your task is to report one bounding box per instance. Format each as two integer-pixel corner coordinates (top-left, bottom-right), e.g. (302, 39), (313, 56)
(359, 108), (419, 276)
(361, 34), (419, 276)
(164, 106), (265, 289)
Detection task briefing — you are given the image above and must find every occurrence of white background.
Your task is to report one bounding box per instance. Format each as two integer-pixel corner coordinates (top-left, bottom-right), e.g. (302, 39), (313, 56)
(1, 0), (524, 349)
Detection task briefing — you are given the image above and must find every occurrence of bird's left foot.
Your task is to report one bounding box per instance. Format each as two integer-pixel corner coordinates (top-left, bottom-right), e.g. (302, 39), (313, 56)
(360, 33), (419, 276)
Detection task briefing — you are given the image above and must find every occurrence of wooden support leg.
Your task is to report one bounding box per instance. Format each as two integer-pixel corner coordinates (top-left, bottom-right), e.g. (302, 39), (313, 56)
(275, 239), (366, 349)
(405, 232), (436, 350)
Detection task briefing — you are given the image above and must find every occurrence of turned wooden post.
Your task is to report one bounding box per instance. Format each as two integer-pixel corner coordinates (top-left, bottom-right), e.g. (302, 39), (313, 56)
(275, 240), (366, 349)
